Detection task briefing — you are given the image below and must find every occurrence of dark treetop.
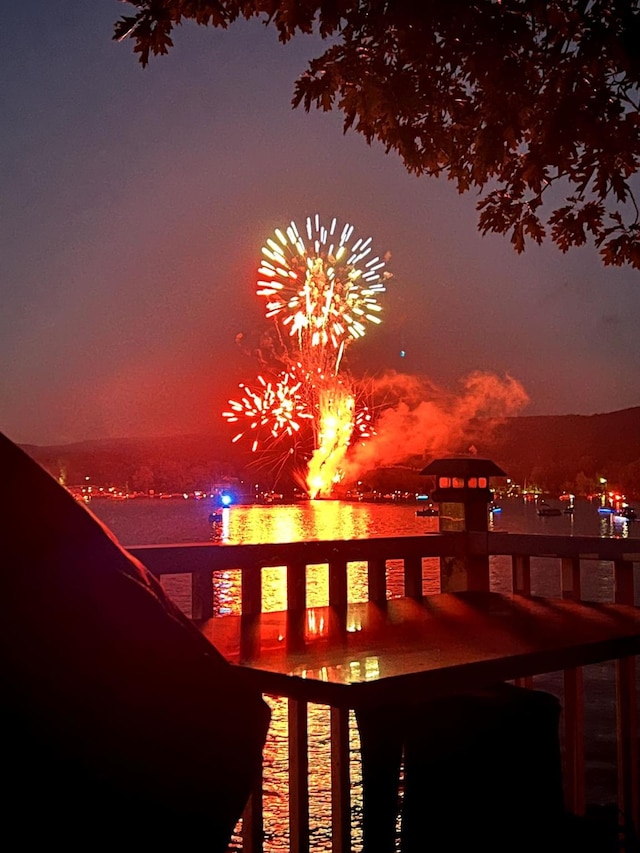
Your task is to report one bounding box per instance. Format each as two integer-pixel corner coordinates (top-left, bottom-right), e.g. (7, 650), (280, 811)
(115, 1), (640, 268)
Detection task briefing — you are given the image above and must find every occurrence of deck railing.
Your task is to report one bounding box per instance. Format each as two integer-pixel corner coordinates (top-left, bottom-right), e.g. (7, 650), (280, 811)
(129, 533), (639, 852)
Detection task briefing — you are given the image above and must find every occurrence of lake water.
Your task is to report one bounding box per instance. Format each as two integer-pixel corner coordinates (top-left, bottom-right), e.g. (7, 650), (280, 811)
(91, 494), (635, 550)
(88, 497), (638, 852)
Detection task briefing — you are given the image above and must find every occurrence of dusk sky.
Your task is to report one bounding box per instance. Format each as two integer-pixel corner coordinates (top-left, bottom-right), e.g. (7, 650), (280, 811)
(2, 1), (639, 448)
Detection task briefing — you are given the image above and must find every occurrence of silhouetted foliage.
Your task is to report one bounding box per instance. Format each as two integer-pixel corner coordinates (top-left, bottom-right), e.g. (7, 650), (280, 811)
(115, 1), (640, 267)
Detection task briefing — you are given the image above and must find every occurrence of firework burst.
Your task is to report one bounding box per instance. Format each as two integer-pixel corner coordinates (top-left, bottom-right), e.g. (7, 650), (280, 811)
(257, 215), (391, 374)
(225, 215), (392, 496)
(222, 370), (313, 453)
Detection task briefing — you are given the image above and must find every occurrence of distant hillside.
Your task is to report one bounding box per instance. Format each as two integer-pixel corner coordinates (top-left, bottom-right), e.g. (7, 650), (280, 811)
(20, 406), (640, 495)
(474, 406), (640, 491)
(21, 430), (246, 492)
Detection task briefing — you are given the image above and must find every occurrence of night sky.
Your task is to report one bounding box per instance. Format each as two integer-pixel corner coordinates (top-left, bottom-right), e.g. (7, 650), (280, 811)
(2, 1), (639, 447)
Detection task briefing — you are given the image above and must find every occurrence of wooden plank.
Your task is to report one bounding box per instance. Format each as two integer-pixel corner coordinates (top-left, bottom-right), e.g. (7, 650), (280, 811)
(561, 557), (585, 814)
(130, 533), (640, 580)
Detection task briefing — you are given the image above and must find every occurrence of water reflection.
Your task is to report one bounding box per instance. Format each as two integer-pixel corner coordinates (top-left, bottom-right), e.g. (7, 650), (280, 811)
(208, 500), (434, 545)
(209, 506), (230, 541)
(93, 493), (634, 550)
(599, 513), (631, 539)
(250, 698), (362, 853)
(208, 502), (439, 851)
(203, 503), (443, 617)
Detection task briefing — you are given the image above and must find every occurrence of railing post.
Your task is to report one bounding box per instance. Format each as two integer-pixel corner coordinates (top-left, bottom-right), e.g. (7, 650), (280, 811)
(562, 556), (585, 815)
(241, 772), (265, 853)
(561, 556), (581, 602)
(287, 560), (307, 611)
(614, 558), (638, 841)
(330, 706), (352, 853)
(289, 699), (310, 853)
(512, 554), (531, 596)
(191, 568), (213, 620)
(367, 556), (387, 603)
(242, 562), (262, 616)
(512, 554), (533, 687)
(404, 554), (423, 599)
(329, 557), (349, 608)
(616, 655), (639, 843)
(438, 531), (491, 593)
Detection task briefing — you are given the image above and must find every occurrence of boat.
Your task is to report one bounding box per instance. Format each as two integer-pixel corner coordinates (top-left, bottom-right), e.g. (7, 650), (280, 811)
(537, 502), (562, 517)
(563, 505), (575, 514)
(416, 504), (439, 517)
(488, 502), (502, 513)
(614, 506), (638, 521)
(597, 506), (614, 515)
(209, 510), (223, 523)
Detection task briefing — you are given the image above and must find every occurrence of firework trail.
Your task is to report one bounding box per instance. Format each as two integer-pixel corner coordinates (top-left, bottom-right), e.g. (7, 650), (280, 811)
(224, 215), (392, 496)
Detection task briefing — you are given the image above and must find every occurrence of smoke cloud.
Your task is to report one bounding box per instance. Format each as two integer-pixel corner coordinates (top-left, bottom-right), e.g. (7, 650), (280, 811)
(341, 370), (529, 481)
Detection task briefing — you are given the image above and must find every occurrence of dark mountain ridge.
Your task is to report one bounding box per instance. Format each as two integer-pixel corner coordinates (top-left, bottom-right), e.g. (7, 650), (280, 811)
(16, 406), (640, 495)
(481, 407), (640, 490)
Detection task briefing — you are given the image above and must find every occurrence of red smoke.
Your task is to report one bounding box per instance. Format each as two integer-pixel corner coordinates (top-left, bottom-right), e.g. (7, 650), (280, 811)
(342, 370), (529, 479)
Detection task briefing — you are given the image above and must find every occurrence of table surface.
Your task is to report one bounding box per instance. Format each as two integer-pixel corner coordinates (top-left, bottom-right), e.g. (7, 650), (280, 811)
(197, 592), (640, 709)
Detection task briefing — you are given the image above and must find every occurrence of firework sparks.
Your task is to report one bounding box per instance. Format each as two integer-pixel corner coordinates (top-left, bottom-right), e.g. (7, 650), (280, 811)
(353, 404), (374, 441)
(257, 215), (390, 374)
(223, 370), (313, 453)
(226, 215), (392, 496)
(306, 383), (356, 499)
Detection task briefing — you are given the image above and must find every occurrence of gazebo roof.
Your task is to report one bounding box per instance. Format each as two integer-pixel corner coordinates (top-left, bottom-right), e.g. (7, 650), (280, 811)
(420, 457), (507, 478)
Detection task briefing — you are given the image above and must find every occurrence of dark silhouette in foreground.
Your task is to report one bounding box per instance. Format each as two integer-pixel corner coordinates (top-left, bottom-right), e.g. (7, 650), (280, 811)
(0, 431), (270, 849)
(357, 683), (623, 852)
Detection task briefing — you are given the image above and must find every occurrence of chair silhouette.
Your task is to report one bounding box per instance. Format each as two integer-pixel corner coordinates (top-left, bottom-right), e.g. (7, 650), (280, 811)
(0, 432), (270, 849)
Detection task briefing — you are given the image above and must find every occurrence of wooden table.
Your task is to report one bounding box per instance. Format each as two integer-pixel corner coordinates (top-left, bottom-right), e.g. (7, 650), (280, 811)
(197, 592), (640, 851)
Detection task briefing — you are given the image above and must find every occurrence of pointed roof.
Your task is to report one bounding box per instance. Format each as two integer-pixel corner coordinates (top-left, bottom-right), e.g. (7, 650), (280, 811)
(420, 457), (507, 477)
